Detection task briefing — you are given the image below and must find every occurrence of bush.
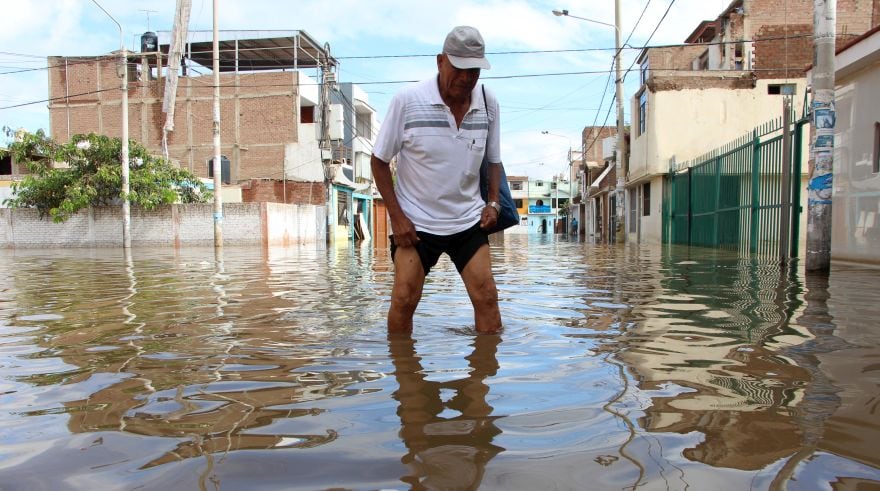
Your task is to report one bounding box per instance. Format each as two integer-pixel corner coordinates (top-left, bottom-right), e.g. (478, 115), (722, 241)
(1, 130), (211, 222)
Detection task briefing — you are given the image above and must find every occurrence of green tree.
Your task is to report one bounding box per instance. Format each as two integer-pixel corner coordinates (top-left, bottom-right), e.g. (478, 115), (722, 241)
(1, 130), (210, 222)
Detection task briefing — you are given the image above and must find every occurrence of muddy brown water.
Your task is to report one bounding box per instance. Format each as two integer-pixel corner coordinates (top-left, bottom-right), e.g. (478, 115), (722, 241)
(0, 235), (877, 490)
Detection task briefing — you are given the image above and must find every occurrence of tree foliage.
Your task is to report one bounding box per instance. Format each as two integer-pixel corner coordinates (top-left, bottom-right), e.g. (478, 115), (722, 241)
(1, 130), (211, 222)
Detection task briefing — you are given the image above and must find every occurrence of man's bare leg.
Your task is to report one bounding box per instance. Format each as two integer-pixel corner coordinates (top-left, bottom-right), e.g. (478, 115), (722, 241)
(388, 246), (426, 332)
(460, 245), (502, 333)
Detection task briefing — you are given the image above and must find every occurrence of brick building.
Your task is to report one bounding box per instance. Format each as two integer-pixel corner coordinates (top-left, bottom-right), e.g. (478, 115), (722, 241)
(626, 0), (878, 246)
(46, 30), (335, 208)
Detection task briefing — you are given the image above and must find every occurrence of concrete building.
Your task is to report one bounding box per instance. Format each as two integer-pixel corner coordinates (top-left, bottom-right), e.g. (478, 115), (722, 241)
(579, 126), (618, 242)
(508, 176), (571, 235)
(628, 0), (877, 246)
(821, 25), (880, 264)
(328, 82), (377, 243)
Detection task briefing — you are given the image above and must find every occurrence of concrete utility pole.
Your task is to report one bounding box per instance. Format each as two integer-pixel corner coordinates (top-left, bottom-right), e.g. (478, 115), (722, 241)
(613, 0), (626, 245)
(211, 0), (223, 248)
(90, 0), (130, 249)
(806, 0), (835, 271)
(550, 8), (624, 241)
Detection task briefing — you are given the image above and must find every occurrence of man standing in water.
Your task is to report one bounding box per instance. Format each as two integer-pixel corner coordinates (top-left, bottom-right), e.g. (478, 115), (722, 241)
(370, 26), (502, 333)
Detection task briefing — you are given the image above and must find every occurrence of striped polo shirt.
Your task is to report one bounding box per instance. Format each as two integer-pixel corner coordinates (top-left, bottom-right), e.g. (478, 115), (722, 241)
(373, 77), (501, 235)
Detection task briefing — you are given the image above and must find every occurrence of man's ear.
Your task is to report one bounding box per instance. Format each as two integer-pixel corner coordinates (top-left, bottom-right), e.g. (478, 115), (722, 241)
(436, 54), (444, 69)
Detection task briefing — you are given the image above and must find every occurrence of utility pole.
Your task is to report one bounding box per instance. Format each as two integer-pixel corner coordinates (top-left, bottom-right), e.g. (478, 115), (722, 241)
(613, 0), (627, 245)
(806, 0), (835, 271)
(90, 0), (130, 249)
(121, 40), (131, 249)
(211, 0), (223, 248)
(320, 43), (335, 242)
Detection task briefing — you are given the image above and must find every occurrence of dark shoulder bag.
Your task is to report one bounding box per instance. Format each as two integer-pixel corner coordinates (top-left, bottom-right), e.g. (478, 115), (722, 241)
(480, 85), (519, 234)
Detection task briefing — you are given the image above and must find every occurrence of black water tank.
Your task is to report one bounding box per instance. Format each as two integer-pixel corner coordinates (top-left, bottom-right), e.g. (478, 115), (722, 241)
(141, 31), (158, 52)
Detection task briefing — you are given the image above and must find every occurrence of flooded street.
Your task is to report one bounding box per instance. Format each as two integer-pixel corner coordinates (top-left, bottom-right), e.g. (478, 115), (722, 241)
(0, 235), (878, 490)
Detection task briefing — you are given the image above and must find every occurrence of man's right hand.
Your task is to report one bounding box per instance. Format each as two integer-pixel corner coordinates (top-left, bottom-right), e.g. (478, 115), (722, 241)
(391, 216), (420, 247)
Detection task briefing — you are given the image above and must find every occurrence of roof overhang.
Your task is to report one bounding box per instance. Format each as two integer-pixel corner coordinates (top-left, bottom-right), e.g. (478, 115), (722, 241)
(157, 30), (336, 72)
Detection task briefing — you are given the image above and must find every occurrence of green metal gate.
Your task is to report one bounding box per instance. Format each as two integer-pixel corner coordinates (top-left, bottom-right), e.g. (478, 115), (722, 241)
(663, 109), (809, 258)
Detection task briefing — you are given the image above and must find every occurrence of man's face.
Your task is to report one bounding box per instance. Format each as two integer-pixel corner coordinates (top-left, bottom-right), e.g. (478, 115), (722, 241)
(437, 54), (481, 101)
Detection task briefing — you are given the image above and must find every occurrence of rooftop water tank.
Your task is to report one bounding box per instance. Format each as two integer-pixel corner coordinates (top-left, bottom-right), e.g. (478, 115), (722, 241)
(141, 31), (158, 52)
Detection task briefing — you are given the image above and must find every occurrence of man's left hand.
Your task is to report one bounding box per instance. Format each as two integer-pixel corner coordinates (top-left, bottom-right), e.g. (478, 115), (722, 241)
(480, 204), (498, 230)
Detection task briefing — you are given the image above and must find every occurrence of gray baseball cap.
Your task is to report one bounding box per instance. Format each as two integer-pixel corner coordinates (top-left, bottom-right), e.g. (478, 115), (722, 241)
(442, 26), (491, 70)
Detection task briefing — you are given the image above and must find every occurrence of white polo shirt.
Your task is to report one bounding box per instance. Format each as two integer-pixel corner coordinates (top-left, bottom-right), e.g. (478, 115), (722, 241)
(373, 77), (501, 235)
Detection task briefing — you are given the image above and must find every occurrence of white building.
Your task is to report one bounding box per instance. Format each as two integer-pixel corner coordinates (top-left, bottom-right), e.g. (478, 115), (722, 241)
(823, 25), (880, 264)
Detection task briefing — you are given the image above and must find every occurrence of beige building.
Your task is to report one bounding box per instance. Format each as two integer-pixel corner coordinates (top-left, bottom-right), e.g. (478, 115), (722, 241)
(628, 0), (876, 246)
(823, 25), (880, 264)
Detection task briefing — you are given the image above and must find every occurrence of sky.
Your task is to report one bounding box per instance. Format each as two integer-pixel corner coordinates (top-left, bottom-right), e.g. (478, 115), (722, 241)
(0, 0), (729, 180)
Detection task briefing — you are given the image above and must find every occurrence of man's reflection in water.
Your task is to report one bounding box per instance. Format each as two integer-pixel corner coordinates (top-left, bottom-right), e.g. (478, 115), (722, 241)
(388, 333), (505, 490)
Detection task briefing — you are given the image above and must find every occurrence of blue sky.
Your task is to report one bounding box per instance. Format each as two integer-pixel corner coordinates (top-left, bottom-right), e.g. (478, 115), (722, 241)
(1, 0), (727, 180)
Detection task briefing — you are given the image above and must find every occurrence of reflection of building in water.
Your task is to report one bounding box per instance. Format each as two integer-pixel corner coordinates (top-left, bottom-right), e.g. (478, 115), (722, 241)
(63, 349), (383, 468)
(610, 254), (880, 482)
(777, 272), (880, 473)
(615, 256), (818, 470)
(22, 248), (387, 468)
(388, 333), (504, 490)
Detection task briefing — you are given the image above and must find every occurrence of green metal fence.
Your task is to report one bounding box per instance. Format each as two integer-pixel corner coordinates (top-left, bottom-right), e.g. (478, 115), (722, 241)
(664, 109), (809, 258)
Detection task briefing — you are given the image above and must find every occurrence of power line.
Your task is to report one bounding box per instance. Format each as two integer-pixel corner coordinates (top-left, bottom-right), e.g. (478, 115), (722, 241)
(622, 0), (677, 83)
(0, 32), (817, 78)
(580, 0), (653, 158)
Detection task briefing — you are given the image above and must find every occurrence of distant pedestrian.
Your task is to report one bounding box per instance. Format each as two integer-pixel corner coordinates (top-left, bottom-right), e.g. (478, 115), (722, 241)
(370, 26), (502, 333)
(571, 217), (578, 235)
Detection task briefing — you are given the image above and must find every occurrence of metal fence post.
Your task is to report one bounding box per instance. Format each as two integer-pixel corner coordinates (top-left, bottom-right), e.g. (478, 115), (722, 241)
(750, 129), (761, 254)
(779, 97), (793, 263)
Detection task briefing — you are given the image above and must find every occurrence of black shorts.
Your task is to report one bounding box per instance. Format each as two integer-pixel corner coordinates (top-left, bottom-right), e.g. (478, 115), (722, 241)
(390, 222), (489, 275)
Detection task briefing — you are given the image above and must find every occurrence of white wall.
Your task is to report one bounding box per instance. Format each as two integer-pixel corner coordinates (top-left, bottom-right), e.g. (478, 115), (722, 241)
(630, 79), (808, 180)
(831, 52), (880, 265)
(0, 203), (326, 248)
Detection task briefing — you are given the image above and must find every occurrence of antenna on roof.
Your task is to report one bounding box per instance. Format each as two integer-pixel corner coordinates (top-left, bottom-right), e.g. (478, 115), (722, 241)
(139, 9), (158, 31)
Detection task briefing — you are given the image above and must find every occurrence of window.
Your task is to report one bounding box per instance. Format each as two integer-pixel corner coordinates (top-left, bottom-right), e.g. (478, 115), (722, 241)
(640, 62), (649, 85)
(536, 181), (544, 187)
(511, 181), (523, 191)
(514, 199), (524, 208)
(629, 191), (637, 233)
(638, 91), (647, 136)
(642, 182), (651, 216)
(207, 155), (231, 184)
(355, 111), (371, 139)
(301, 105), (315, 124)
(768, 84), (796, 95)
(697, 50), (709, 70)
(337, 191), (350, 226)
(874, 122), (880, 174)
(0, 153), (11, 175)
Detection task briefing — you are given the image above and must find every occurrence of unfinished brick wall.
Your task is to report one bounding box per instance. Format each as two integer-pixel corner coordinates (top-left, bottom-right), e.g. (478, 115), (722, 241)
(645, 45), (708, 71)
(875, 0), (880, 27)
(752, 24), (813, 78)
(240, 179), (325, 206)
(581, 126), (616, 164)
(48, 58), (307, 199)
(745, 0), (814, 32)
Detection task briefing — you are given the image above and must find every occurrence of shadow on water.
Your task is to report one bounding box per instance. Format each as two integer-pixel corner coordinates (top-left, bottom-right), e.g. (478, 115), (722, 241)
(0, 236), (877, 490)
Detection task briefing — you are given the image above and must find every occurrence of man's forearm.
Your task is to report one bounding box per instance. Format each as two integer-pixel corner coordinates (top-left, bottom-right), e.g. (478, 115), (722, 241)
(370, 154), (407, 222)
(487, 161), (501, 203)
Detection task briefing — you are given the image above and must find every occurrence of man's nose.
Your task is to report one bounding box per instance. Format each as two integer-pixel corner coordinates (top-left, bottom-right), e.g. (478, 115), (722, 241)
(457, 68), (481, 83)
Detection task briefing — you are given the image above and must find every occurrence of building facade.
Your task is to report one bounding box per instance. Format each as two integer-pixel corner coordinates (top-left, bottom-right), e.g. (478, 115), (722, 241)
(45, 30), (376, 243)
(628, 0), (877, 246)
(823, 25), (880, 264)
